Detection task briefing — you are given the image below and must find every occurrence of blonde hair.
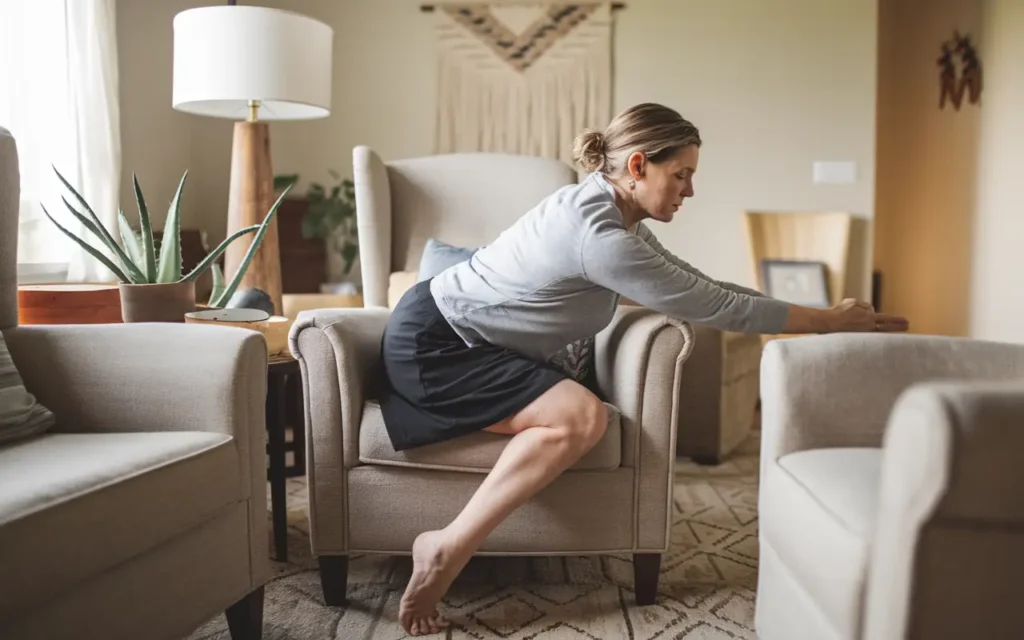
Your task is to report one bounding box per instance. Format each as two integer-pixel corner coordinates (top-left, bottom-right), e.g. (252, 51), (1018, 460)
(572, 103), (701, 175)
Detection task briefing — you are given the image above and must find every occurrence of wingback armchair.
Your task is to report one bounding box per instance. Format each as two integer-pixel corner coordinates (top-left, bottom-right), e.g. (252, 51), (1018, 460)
(0, 127), (269, 640)
(756, 333), (1024, 640)
(289, 146), (695, 606)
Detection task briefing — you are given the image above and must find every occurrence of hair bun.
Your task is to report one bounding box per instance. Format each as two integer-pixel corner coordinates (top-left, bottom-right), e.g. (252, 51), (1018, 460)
(572, 129), (608, 173)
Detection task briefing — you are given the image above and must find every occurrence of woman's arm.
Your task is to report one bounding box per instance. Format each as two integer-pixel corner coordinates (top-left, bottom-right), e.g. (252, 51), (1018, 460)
(586, 220), (908, 335)
(636, 223), (766, 298)
(633, 223), (908, 333)
(584, 220), (791, 334)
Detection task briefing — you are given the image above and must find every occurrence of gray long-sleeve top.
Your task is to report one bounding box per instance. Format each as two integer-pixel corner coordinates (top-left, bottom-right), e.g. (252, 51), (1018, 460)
(430, 171), (790, 363)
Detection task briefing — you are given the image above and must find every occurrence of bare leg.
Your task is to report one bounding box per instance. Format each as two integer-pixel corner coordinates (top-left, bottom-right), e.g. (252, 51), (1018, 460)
(399, 379), (607, 636)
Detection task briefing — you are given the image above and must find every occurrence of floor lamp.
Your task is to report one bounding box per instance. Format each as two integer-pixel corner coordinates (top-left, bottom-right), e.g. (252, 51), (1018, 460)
(171, 5), (333, 315)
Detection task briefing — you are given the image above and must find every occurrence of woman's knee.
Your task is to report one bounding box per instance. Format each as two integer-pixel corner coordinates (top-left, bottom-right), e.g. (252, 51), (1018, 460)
(508, 380), (608, 449)
(545, 382), (608, 451)
(571, 392), (608, 448)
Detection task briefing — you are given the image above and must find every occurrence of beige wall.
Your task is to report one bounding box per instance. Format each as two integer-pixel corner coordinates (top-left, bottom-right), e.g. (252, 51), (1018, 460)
(117, 0), (877, 296)
(875, 0), (1024, 341)
(874, 0), (983, 336)
(969, 0), (1024, 342)
(116, 0), (220, 233)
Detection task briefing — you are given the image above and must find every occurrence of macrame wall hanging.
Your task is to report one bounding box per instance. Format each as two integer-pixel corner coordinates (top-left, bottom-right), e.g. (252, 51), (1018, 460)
(428, 2), (614, 166)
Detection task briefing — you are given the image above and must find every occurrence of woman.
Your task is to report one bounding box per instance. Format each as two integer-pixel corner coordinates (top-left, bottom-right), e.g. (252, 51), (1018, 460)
(379, 103), (909, 635)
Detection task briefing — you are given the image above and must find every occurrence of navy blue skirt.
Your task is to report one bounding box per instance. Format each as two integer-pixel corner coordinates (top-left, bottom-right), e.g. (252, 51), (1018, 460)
(378, 279), (567, 451)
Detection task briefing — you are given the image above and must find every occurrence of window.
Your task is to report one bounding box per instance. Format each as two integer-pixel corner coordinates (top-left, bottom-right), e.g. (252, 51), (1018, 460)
(0, 0), (120, 283)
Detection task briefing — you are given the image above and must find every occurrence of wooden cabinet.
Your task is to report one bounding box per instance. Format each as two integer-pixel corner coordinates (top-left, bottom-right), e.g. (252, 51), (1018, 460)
(277, 197), (326, 294)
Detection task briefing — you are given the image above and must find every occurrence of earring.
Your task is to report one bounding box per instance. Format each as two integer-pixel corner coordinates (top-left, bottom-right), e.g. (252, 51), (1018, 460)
(628, 179), (636, 190)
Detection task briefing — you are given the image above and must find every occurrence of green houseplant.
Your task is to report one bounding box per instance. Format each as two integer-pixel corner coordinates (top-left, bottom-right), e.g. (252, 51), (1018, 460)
(274, 171), (359, 283)
(44, 167), (292, 322)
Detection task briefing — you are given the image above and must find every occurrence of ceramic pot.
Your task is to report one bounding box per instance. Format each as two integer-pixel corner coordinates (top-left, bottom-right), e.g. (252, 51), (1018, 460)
(118, 281), (196, 323)
(184, 308), (273, 349)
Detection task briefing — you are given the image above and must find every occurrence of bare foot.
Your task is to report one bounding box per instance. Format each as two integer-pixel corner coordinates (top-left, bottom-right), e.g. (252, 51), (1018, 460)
(400, 530), (469, 635)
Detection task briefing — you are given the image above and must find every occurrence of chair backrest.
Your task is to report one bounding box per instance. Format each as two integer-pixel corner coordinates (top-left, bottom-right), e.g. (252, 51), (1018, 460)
(0, 127), (19, 329)
(353, 146), (578, 307)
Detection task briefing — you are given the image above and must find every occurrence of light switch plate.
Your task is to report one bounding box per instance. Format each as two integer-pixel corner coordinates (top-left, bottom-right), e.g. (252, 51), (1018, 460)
(813, 161), (857, 184)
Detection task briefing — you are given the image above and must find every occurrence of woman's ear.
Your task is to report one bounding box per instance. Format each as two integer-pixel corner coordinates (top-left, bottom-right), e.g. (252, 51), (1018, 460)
(627, 151), (646, 180)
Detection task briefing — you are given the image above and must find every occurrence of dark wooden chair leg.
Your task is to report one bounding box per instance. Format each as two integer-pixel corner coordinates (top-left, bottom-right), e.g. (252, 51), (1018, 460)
(633, 553), (661, 605)
(226, 586), (264, 640)
(319, 555), (349, 606)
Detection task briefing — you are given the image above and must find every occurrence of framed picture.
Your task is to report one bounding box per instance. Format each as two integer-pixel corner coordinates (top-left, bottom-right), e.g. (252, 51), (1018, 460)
(761, 259), (831, 308)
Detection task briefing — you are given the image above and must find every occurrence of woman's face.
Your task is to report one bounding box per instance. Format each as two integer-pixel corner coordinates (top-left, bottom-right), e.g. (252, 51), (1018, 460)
(629, 144), (699, 223)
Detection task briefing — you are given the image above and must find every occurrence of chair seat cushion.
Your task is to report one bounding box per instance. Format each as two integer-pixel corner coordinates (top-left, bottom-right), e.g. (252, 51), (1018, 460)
(359, 400), (622, 473)
(0, 431), (241, 618)
(760, 447), (881, 637)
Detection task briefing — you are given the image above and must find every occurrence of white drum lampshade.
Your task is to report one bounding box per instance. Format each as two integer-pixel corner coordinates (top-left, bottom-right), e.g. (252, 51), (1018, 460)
(171, 5), (334, 317)
(172, 5), (333, 121)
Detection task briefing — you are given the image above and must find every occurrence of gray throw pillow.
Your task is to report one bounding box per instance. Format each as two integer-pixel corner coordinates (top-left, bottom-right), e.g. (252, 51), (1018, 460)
(417, 238), (477, 282)
(0, 331), (55, 445)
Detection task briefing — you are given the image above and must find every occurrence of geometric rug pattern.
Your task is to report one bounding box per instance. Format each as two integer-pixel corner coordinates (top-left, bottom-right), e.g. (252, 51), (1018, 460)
(186, 435), (761, 639)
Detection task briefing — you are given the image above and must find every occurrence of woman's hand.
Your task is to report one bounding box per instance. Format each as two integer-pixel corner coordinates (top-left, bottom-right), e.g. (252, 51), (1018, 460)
(827, 298), (909, 333)
(780, 299), (910, 334)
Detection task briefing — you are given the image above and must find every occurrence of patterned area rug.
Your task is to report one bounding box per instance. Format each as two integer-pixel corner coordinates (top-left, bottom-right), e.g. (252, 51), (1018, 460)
(187, 435), (760, 639)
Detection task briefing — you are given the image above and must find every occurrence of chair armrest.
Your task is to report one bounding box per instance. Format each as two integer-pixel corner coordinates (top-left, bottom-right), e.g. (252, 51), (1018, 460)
(864, 380), (1024, 640)
(289, 307), (390, 550)
(594, 306), (695, 551)
(759, 333), (1024, 475)
(5, 323), (266, 437)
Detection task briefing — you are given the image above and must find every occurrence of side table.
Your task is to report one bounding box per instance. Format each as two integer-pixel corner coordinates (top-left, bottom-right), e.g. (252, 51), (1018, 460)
(267, 354), (305, 561)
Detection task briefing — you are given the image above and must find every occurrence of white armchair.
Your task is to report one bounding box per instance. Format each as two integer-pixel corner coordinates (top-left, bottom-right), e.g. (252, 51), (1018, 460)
(755, 332), (1024, 640)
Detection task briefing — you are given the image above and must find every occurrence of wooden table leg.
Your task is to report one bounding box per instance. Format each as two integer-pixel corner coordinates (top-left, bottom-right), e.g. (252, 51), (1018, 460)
(286, 372), (306, 477)
(267, 372), (288, 562)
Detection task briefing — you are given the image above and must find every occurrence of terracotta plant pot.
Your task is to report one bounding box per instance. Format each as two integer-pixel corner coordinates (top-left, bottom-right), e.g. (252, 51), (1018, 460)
(118, 281), (196, 323)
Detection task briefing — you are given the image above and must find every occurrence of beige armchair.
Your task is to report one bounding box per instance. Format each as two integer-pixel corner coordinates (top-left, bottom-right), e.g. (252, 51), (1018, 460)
(289, 147), (695, 606)
(0, 127), (269, 640)
(756, 332), (1024, 640)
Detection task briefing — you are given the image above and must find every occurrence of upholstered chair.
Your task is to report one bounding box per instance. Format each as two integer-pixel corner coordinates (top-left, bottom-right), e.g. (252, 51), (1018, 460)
(756, 332), (1024, 640)
(0, 127), (269, 639)
(289, 147), (695, 606)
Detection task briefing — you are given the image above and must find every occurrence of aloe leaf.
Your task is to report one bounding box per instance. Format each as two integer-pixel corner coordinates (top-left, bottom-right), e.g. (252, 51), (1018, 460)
(42, 204), (131, 282)
(212, 184), (292, 307)
(52, 167), (122, 250)
(118, 209), (143, 267)
(53, 167), (145, 280)
(157, 171), (188, 283)
(63, 197), (142, 281)
(208, 264), (226, 307)
(133, 173), (157, 283)
(58, 196), (146, 282)
(180, 224), (260, 282)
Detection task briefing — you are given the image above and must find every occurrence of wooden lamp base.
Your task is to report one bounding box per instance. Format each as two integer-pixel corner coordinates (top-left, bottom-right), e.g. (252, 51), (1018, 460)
(224, 120), (283, 315)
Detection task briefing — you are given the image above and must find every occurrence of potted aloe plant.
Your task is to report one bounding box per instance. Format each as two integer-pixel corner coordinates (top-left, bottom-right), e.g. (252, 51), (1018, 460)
(43, 167), (292, 322)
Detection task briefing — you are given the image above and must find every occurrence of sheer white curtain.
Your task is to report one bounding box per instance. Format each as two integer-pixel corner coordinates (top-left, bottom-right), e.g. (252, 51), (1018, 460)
(0, 0), (121, 282)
